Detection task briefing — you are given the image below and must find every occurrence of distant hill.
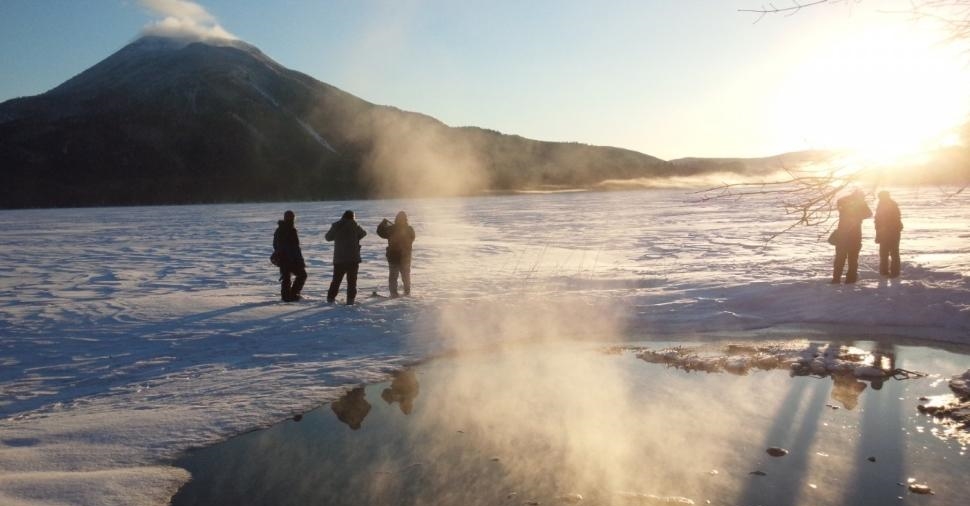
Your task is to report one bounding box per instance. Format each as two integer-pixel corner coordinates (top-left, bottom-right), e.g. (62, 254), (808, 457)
(0, 35), (679, 209)
(668, 150), (839, 176)
(671, 147), (970, 187)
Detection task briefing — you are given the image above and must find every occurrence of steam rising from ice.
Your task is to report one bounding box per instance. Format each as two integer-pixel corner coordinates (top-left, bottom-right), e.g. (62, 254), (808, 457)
(406, 280), (647, 499)
(138, 0), (236, 42)
(359, 114), (489, 197)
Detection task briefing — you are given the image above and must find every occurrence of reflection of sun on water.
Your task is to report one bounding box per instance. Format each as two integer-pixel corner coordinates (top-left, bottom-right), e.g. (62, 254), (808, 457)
(774, 20), (970, 168)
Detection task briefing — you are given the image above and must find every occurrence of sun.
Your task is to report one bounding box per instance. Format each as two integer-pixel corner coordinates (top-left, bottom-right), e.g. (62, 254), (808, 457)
(772, 18), (970, 166)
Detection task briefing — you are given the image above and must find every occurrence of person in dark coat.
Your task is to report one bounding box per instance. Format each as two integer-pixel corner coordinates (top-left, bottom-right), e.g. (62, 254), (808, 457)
(874, 190), (903, 278)
(273, 210), (307, 302)
(832, 190), (873, 284)
(376, 211), (416, 297)
(325, 210), (367, 304)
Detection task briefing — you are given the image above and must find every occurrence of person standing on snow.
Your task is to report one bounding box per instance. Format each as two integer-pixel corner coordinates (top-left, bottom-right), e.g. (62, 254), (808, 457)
(377, 211), (416, 298)
(325, 210), (366, 304)
(272, 210), (307, 302)
(831, 189), (873, 284)
(874, 190), (903, 278)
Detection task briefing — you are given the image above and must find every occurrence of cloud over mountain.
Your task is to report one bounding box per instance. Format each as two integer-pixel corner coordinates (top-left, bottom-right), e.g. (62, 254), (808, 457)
(139, 0), (236, 41)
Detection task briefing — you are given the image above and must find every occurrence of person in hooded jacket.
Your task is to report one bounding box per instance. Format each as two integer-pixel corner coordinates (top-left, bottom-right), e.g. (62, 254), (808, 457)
(325, 210), (367, 304)
(273, 210), (307, 302)
(832, 189), (873, 284)
(874, 190), (903, 278)
(377, 211), (416, 297)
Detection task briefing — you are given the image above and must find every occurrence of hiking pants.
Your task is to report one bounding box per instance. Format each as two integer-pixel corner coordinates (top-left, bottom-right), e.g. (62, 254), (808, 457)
(328, 262), (359, 304)
(879, 237), (900, 278)
(280, 263), (307, 301)
(833, 241), (862, 283)
(389, 257), (411, 297)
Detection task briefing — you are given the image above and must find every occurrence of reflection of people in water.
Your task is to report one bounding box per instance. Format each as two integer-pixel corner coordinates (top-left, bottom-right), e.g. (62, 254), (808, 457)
(831, 373), (868, 410)
(331, 387), (371, 430)
(381, 369), (420, 415)
(870, 341), (896, 391)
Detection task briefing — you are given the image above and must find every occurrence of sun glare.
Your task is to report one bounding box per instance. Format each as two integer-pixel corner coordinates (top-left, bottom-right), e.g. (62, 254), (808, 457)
(773, 19), (970, 166)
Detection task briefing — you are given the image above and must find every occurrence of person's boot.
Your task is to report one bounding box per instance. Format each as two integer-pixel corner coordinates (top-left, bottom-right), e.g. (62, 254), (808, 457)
(832, 264), (844, 284)
(291, 273), (306, 301)
(281, 277), (292, 301)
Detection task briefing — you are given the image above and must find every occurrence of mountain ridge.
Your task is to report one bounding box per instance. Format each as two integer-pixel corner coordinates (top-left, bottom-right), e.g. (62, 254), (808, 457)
(0, 35), (688, 208)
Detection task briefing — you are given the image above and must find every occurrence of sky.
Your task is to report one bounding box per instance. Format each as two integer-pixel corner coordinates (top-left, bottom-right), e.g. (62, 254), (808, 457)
(1, 0), (969, 160)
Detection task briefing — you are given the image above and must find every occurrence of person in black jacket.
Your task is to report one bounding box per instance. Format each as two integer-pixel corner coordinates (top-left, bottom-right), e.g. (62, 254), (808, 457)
(874, 190), (903, 278)
(832, 190), (873, 284)
(273, 210), (307, 302)
(377, 211), (416, 297)
(325, 210), (367, 304)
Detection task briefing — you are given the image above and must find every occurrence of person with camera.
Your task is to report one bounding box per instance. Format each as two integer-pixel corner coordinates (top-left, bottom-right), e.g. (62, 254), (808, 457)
(272, 210), (307, 302)
(376, 211), (416, 298)
(874, 190), (903, 278)
(325, 210), (367, 304)
(831, 190), (872, 284)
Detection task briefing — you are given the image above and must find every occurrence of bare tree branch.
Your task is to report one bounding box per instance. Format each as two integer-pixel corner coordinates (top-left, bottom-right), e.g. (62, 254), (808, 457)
(908, 0), (970, 44)
(693, 159), (861, 244)
(738, 0), (832, 23)
(730, 0), (970, 242)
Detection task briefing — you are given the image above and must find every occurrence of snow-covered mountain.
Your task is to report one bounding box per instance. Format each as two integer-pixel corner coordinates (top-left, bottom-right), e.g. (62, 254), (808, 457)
(0, 35), (675, 208)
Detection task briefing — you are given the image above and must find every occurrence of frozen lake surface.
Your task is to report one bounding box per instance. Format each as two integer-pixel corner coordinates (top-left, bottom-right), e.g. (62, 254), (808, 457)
(1, 188), (968, 505)
(171, 341), (970, 506)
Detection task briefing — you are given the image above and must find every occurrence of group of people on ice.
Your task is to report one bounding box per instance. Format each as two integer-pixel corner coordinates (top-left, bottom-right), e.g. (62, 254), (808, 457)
(272, 209), (415, 304)
(270, 189), (902, 300)
(830, 190), (903, 284)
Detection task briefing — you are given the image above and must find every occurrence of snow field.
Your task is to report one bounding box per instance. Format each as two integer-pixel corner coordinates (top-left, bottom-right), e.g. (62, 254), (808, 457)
(0, 188), (968, 505)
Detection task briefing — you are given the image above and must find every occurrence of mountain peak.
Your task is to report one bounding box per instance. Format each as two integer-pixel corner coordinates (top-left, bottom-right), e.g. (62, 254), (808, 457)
(0, 32), (676, 208)
(124, 35), (265, 59)
(43, 34), (275, 98)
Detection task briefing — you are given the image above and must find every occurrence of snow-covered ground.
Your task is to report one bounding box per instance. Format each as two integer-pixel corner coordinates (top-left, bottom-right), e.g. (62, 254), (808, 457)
(1, 188), (968, 505)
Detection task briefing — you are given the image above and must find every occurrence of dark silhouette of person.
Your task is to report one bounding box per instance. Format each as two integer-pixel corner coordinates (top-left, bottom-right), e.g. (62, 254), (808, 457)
(325, 210), (366, 305)
(330, 387), (371, 430)
(380, 369), (420, 415)
(832, 190), (873, 284)
(376, 211), (416, 298)
(273, 210), (307, 302)
(874, 190), (903, 278)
